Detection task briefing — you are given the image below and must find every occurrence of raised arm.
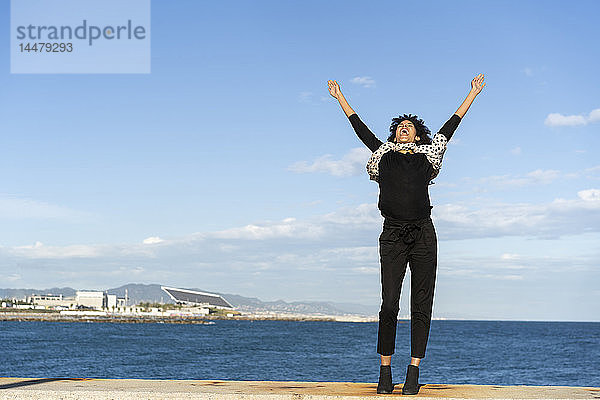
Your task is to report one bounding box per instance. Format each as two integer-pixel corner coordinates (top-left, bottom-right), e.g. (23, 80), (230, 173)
(328, 80), (383, 152)
(328, 79), (355, 117)
(453, 73), (486, 119)
(422, 74), (486, 176)
(437, 114), (462, 141)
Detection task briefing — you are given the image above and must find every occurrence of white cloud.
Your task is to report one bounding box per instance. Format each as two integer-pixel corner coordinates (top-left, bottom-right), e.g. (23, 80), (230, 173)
(523, 67), (533, 77)
(504, 265), (528, 270)
(2, 192), (600, 317)
(3, 189), (600, 267)
(479, 169), (560, 188)
(10, 242), (102, 259)
(526, 169), (561, 184)
(288, 147), (371, 177)
(585, 165), (600, 174)
(589, 108), (600, 123)
(544, 108), (600, 126)
(10, 188), (597, 262)
(352, 266), (379, 274)
(319, 246), (377, 262)
(7, 240), (157, 259)
(143, 236), (164, 244)
(321, 203), (380, 226)
(6, 274), (21, 282)
(434, 188), (600, 239)
(578, 189), (600, 202)
(210, 218), (324, 240)
(510, 146), (522, 155)
(544, 113), (586, 126)
(350, 76), (376, 88)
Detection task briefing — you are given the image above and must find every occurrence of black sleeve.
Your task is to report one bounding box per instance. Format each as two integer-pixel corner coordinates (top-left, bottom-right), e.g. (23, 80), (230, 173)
(438, 114), (462, 140)
(348, 113), (383, 152)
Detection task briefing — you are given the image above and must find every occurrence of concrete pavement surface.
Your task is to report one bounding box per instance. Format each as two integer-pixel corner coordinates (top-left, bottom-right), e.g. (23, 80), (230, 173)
(0, 377), (598, 399)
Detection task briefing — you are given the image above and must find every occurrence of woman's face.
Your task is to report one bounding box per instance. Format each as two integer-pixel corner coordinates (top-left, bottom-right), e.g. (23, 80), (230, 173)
(395, 120), (418, 143)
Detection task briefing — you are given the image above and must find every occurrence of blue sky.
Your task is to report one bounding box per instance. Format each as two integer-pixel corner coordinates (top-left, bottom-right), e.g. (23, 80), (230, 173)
(0, 0), (599, 321)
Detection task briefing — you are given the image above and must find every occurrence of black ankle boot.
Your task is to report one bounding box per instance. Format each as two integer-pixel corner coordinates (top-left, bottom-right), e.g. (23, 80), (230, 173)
(377, 365), (393, 394)
(401, 364), (420, 395)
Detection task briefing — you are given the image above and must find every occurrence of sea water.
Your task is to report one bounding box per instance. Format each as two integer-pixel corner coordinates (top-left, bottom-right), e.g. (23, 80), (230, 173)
(1, 320), (598, 387)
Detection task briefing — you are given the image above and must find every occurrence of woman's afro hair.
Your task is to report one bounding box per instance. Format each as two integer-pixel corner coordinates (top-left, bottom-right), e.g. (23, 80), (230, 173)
(387, 113), (432, 145)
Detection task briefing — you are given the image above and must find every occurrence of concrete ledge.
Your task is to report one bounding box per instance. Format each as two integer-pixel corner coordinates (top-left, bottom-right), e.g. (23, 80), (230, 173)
(0, 378), (598, 399)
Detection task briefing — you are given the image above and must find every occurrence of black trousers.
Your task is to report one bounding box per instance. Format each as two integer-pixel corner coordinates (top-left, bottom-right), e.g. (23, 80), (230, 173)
(377, 216), (437, 358)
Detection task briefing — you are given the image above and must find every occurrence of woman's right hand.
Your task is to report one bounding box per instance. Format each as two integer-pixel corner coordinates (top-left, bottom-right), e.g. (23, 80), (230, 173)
(329, 80), (355, 117)
(327, 80), (342, 99)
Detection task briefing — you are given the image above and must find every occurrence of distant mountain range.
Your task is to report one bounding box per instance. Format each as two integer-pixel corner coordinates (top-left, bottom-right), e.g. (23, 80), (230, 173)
(0, 283), (379, 317)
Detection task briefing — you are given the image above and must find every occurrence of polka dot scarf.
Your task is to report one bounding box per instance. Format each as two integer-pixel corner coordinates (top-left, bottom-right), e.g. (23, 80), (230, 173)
(366, 133), (449, 182)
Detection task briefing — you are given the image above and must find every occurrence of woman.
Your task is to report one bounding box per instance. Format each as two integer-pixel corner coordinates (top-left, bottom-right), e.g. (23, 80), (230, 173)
(327, 74), (485, 395)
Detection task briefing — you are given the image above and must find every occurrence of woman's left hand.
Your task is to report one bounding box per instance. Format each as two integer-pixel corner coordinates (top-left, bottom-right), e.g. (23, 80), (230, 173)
(470, 73), (486, 96)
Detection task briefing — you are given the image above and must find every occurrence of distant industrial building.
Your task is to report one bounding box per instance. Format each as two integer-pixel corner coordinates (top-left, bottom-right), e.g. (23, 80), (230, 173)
(74, 291), (126, 310)
(105, 294), (117, 309)
(75, 291), (104, 309)
(27, 294), (75, 308)
(161, 286), (234, 309)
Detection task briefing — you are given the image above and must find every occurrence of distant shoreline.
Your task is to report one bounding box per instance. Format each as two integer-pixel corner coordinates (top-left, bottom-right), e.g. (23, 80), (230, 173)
(0, 313), (212, 324)
(2, 312), (596, 323)
(0, 312), (379, 324)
